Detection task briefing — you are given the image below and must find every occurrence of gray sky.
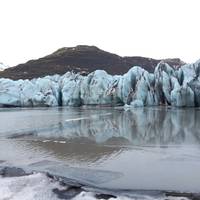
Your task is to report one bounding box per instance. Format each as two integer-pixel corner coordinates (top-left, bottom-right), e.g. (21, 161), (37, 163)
(0, 0), (200, 66)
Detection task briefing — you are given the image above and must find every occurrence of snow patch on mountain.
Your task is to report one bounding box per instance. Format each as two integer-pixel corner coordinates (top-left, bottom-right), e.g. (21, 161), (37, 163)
(0, 62), (9, 71)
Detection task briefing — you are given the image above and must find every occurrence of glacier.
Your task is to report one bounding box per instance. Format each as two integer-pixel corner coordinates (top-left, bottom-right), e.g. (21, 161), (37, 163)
(0, 60), (200, 107)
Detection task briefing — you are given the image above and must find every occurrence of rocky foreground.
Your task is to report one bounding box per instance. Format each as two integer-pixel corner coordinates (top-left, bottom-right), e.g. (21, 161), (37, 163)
(0, 59), (200, 107)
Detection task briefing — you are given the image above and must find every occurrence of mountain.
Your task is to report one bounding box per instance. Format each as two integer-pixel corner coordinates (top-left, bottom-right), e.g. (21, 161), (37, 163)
(0, 45), (185, 80)
(0, 62), (9, 71)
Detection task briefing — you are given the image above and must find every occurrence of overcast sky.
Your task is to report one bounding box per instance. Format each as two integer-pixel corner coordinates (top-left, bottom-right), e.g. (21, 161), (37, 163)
(0, 0), (200, 66)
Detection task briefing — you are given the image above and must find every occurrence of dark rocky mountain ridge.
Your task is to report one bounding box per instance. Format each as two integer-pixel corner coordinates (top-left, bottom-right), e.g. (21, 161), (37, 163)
(0, 45), (185, 80)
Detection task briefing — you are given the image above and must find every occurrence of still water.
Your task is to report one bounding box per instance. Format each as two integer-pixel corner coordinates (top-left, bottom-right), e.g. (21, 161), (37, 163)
(0, 106), (200, 192)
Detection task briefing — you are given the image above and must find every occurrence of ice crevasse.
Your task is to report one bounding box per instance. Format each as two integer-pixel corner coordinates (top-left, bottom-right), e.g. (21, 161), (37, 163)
(0, 60), (200, 107)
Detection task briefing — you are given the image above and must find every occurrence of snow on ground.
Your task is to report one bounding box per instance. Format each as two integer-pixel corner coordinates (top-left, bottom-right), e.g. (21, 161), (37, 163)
(72, 191), (189, 200)
(0, 173), (134, 200)
(0, 172), (190, 200)
(0, 173), (62, 200)
(73, 192), (132, 200)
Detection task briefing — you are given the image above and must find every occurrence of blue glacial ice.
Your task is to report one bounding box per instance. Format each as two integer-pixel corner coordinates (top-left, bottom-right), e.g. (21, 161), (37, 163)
(1, 60), (200, 107)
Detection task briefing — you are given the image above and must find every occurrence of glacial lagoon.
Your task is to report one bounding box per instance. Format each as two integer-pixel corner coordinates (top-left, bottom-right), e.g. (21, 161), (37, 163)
(0, 106), (200, 197)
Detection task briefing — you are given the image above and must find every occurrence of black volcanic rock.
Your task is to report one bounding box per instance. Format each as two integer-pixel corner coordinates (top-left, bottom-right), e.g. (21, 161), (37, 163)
(0, 167), (28, 177)
(0, 45), (185, 80)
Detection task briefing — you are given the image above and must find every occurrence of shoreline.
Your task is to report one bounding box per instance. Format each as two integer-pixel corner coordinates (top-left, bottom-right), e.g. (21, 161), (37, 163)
(0, 166), (200, 200)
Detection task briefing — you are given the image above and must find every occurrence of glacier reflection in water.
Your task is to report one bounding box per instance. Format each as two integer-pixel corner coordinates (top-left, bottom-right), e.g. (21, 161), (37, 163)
(0, 107), (200, 192)
(1, 106), (199, 145)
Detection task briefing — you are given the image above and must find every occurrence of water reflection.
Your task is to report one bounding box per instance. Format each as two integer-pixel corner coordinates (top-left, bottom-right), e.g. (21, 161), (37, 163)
(27, 139), (123, 164)
(2, 107), (200, 146)
(1, 107), (200, 165)
(1, 107), (200, 191)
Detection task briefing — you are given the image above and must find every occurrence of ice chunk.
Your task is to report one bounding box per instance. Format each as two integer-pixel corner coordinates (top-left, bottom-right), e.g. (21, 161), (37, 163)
(0, 173), (62, 200)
